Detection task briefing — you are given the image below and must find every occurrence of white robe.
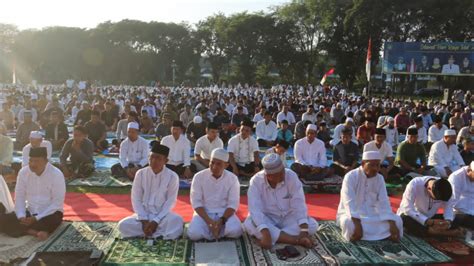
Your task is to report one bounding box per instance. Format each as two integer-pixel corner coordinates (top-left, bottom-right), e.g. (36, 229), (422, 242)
(243, 169), (318, 246)
(336, 167), (403, 241)
(188, 169), (242, 241)
(118, 166), (183, 239)
(0, 175), (14, 213)
(428, 140), (465, 178)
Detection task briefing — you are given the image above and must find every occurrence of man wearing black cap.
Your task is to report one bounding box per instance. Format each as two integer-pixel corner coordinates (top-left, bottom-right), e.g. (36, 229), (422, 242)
(228, 120), (260, 178)
(397, 177), (464, 237)
(161, 120), (193, 179)
(118, 143), (184, 239)
(395, 128), (431, 176)
(405, 116), (427, 145)
(4, 147), (65, 240)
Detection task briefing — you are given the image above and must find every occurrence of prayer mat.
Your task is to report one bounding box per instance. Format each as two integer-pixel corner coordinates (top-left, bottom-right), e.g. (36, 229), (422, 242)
(425, 238), (471, 256)
(24, 251), (101, 266)
(193, 241), (240, 265)
(102, 237), (191, 265)
(0, 222), (68, 263)
(95, 156), (120, 169)
(67, 171), (132, 187)
(39, 222), (119, 255)
(239, 232), (339, 265)
(317, 221), (452, 265)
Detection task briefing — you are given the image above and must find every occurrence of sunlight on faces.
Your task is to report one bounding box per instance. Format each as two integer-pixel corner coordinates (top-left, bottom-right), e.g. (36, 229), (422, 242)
(362, 159), (381, 178)
(274, 145), (287, 155)
(375, 134), (386, 144)
(171, 126), (182, 139)
(306, 129), (316, 142)
(240, 125), (252, 138)
(29, 156), (48, 175)
(206, 128), (219, 141)
(127, 128), (139, 141)
(444, 135), (456, 145)
(210, 158), (228, 177)
(149, 152), (168, 172)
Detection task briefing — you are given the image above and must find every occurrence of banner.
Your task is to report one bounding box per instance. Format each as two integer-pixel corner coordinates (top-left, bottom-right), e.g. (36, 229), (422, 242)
(382, 42), (474, 76)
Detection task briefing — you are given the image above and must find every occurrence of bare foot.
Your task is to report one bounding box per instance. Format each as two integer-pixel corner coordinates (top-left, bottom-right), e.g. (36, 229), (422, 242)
(36, 231), (49, 241)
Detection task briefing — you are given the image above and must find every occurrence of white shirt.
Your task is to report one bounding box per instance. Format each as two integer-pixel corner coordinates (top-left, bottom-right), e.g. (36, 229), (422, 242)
(448, 166), (474, 216)
(428, 124), (448, 143)
(301, 112), (317, 123)
(194, 135), (224, 160)
(161, 134), (191, 166)
(384, 126), (399, 147)
(119, 136), (149, 168)
(363, 141), (394, 160)
(190, 169), (240, 214)
(405, 126), (428, 144)
(256, 120), (278, 141)
(276, 111), (296, 125)
(428, 140), (465, 168)
(18, 108), (38, 123)
(0, 175), (14, 213)
(252, 113), (265, 123)
(71, 106), (80, 121)
(294, 137), (327, 167)
(131, 166), (179, 223)
(227, 134), (259, 166)
(15, 163), (65, 220)
(247, 169), (309, 231)
(337, 167), (398, 222)
(397, 176), (454, 225)
(116, 119), (128, 140)
(21, 140), (53, 167)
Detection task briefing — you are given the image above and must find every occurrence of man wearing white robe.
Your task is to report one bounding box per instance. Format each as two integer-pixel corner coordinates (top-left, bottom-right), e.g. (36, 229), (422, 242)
(0, 174), (15, 233)
(255, 111), (278, 147)
(337, 151), (403, 242)
(8, 147), (65, 240)
(161, 120), (193, 179)
(111, 122), (149, 180)
(397, 176), (464, 237)
(428, 129), (465, 178)
(448, 161), (474, 229)
(118, 143), (184, 239)
(244, 154), (318, 250)
(21, 131), (52, 167)
(188, 148), (242, 240)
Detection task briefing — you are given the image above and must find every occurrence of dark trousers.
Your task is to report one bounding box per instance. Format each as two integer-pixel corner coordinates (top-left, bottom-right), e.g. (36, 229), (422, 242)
(227, 162), (256, 175)
(64, 161), (95, 178)
(401, 214), (446, 237)
(257, 139), (274, 148)
(453, 213), (474, 230)
(0, 211), (63, 237)
(290, 162), (326, 181)
(166, 164), (196, 177)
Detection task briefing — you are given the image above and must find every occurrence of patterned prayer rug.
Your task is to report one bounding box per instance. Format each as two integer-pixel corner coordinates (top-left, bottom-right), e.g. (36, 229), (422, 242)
(0, 222), (68, 263)
(39, 222), (119, 255)
(316, 221), (452, 265)
(67, 171), (132, 187)
(102, 238), (191, 265)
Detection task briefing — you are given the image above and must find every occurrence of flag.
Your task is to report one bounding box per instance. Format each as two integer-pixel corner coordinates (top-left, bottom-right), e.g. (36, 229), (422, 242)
(12, 59), (16, 84)
(320, 68), (335, 85)
(366, 37), (372, 82)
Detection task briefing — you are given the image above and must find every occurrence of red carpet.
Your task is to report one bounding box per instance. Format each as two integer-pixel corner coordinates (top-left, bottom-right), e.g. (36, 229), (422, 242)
(63, 193), (403, 222)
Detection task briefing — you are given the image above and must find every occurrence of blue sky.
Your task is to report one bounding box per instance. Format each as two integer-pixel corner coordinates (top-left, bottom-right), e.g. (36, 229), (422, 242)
(1, 0), (288, 30)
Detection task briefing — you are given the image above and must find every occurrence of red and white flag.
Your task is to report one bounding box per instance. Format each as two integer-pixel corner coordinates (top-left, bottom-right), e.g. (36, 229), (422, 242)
(320, 68), (335, 85)
(366, 37), (372, 82)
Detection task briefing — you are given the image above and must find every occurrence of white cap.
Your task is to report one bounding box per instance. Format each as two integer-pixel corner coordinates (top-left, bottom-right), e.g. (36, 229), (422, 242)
(345, 118), (354, 123)
(387, 117), (394, 122)
(82, 101), (89, 105)
(29, 131), (43, 139)
(127, 122), (139, 130)
(210, 148), (229, 162)
(306, 124), (317, 132)
(444, 129), (456, 137)
(362, 151), (382, 161)
(193, 116), (203, 124)
(262, 153), (284, 174)
(471, 161), (474, 170)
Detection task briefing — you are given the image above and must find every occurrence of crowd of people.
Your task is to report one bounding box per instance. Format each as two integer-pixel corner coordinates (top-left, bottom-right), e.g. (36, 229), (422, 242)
(0, 83), (472, 250)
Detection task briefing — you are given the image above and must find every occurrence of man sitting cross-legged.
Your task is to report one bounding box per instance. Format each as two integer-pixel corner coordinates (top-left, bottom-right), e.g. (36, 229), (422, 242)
(397, 176), (464, 237)
(337, 151), (403, 242)
(244, 153), (318, 250)
(187, 148), (243, 241)
(3, 147), (65, 240)
(118, 143), (184, 239)
(448, 161), (474, 230)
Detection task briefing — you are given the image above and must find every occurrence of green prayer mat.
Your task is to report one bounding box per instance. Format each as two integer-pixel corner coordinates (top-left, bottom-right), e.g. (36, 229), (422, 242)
(102, 238), (191, 265)
(39, 222), (119, 255)
(67, 171), (132, 187)
(316, 221), (452, 265)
